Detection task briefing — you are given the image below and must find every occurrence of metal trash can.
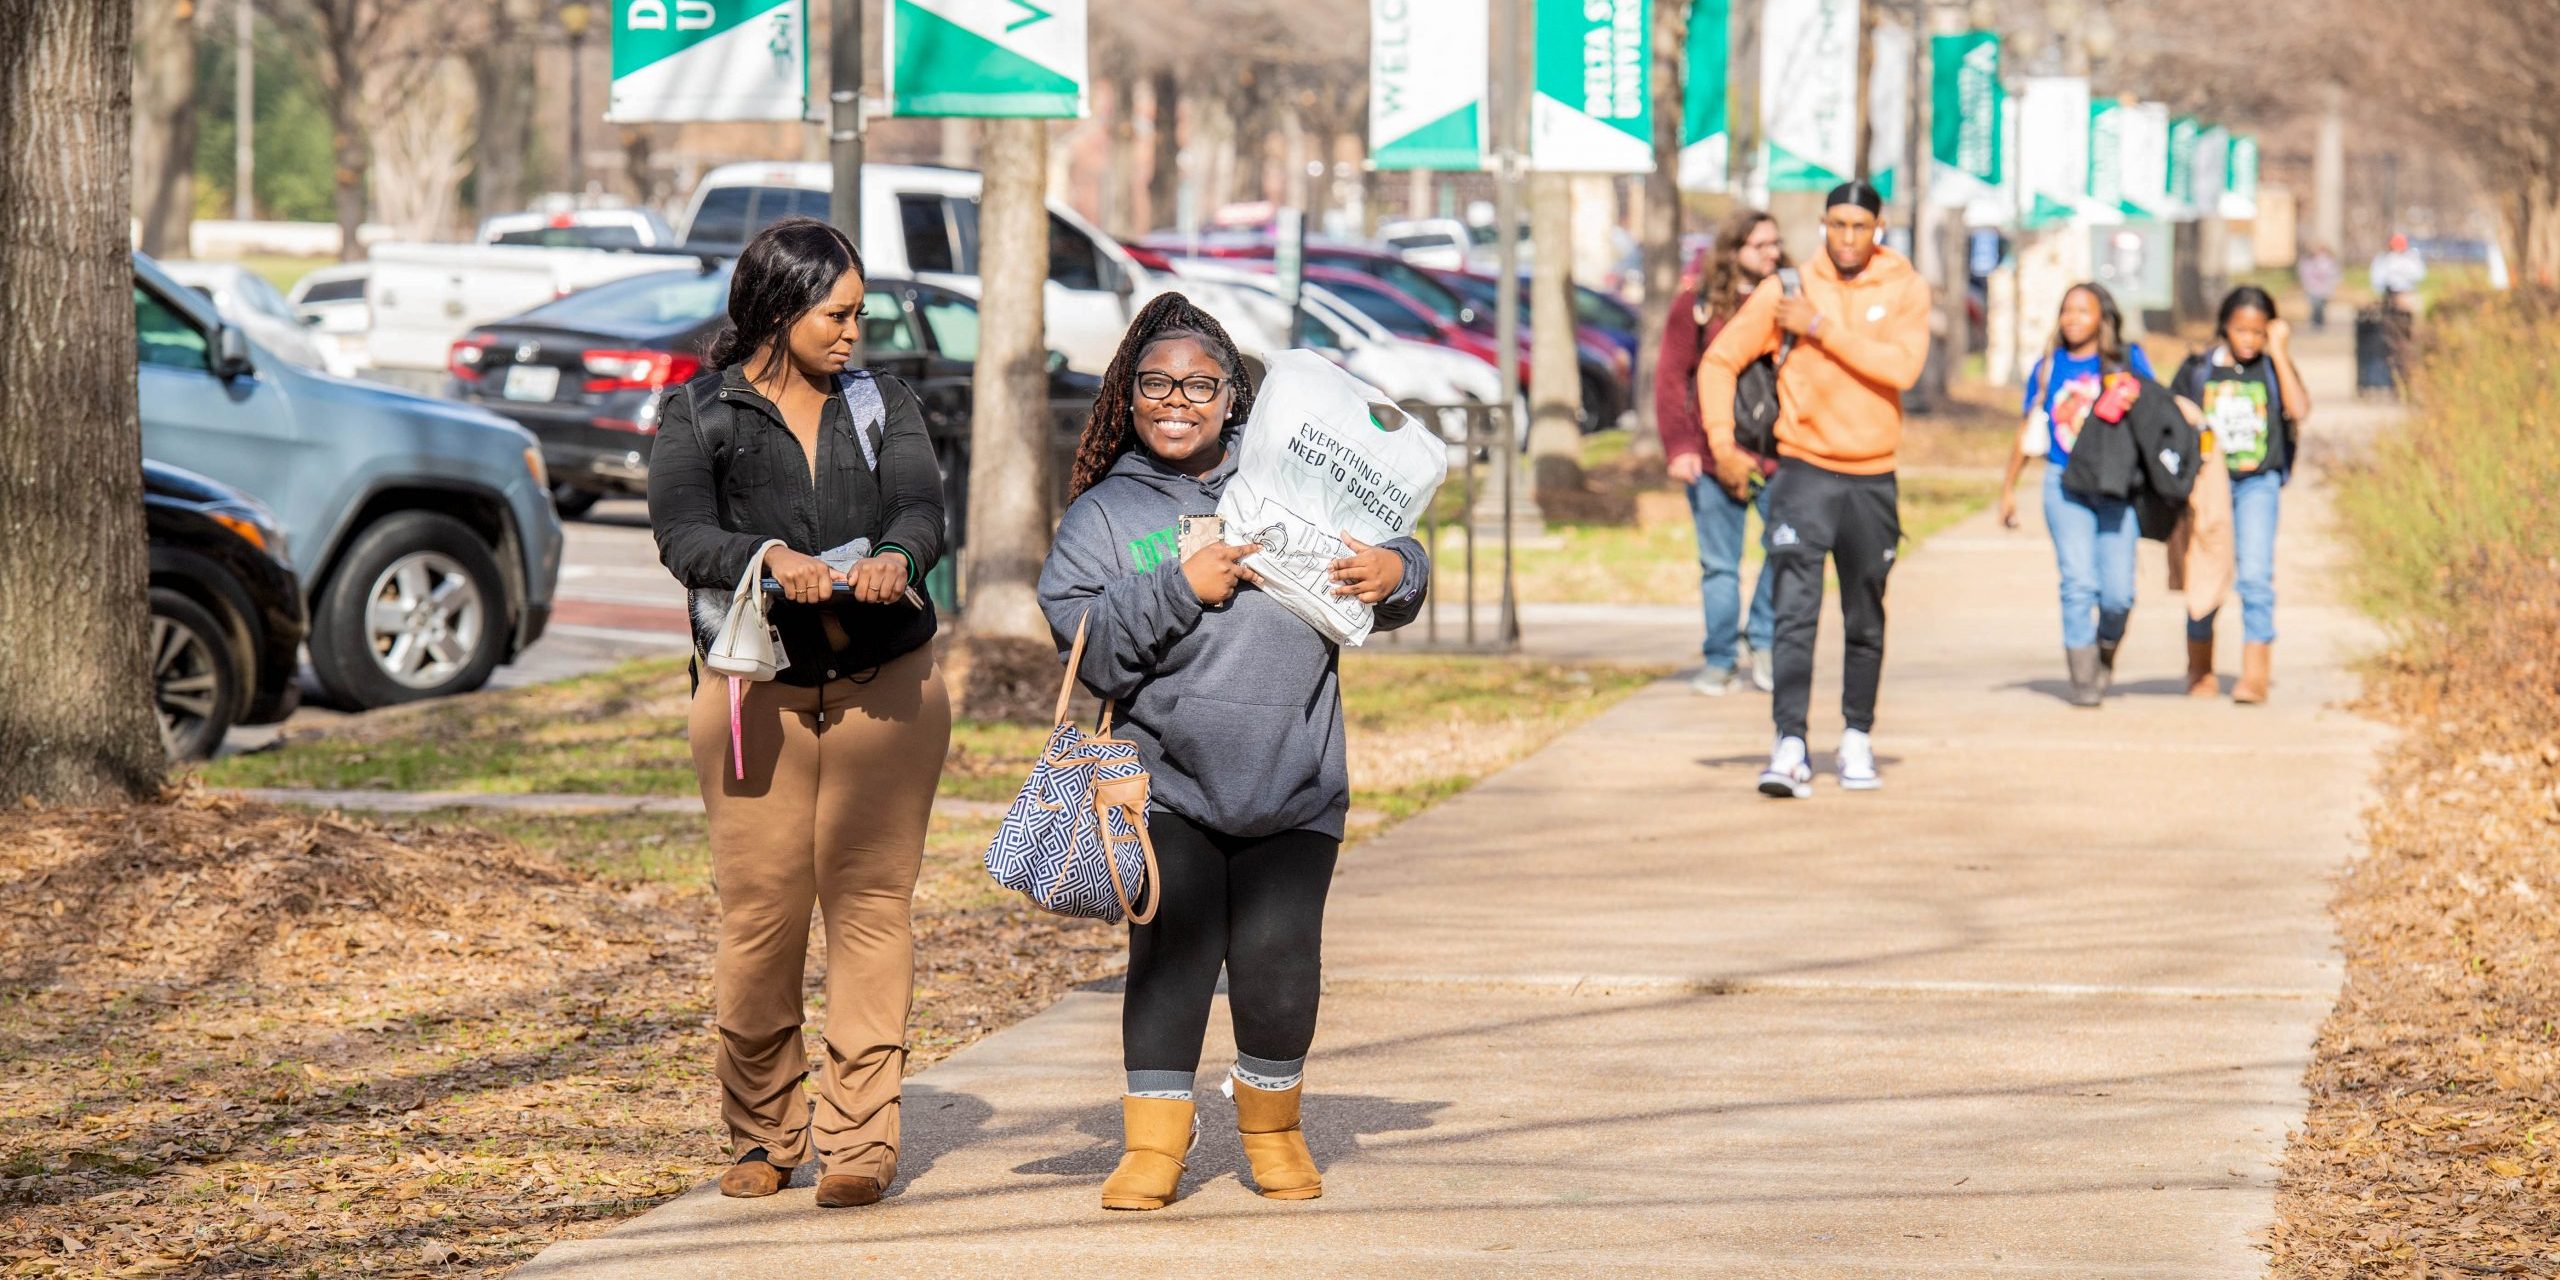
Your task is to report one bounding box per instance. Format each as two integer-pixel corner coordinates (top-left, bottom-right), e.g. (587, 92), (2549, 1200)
(2354, 304), (2411, 398)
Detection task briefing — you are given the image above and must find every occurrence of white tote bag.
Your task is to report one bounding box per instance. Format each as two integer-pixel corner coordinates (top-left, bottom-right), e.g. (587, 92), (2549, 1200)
(1215, 351), (1448, 645)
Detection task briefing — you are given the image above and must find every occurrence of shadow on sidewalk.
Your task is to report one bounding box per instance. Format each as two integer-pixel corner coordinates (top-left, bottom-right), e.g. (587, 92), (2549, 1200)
(1008, 1092), (1447, 1200)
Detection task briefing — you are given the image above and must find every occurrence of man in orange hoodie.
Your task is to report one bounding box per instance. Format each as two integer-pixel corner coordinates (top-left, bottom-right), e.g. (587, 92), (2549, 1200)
(1698, 181), (1930, 798)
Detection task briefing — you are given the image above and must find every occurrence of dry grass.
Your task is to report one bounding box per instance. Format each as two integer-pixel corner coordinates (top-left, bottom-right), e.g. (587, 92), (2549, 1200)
(0, 789), (1120, 1279)
(2268, 296), (2560, 1274)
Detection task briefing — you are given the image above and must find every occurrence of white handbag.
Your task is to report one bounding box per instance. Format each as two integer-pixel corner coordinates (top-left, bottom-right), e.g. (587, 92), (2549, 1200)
(703, 538), (790, 680)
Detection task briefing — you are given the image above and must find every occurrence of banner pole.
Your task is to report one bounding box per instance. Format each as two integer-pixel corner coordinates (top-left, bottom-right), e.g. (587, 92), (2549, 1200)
(830, 0), (865, 246)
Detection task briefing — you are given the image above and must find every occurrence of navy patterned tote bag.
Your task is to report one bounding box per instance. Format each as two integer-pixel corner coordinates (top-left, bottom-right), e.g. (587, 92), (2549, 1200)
(982, 614), (1162, 925)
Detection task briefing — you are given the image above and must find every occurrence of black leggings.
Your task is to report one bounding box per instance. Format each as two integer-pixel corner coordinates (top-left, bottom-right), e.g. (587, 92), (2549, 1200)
(1123, 811), (1340, 1077)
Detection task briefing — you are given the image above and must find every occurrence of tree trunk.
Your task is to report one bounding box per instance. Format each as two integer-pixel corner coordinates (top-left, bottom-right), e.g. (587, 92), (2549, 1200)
(326, 25), (367, 261)
(0, 0), (163, 804)
(1146, 69), (1181, 235)
(1105, 75), (1139, 238)
(1528, 172), (1585, 489)
(131, 0), (199, 258)
(471, 0), (540, 223)
(1631, 0), (1688, 459)
(962, 117), (1054, 644)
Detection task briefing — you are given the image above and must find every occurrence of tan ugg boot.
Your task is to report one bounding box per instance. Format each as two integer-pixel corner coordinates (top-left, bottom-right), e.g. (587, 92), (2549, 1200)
(1099, 1097), (1195, 1211)
(2233, 642), (2272, 704)
(1232, 1079), (1322, 1200)
(2185, 638), (2218, 698)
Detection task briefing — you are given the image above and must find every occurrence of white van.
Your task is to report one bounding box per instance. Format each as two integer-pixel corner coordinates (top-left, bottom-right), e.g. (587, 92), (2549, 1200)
(676, 161), (1151, 374)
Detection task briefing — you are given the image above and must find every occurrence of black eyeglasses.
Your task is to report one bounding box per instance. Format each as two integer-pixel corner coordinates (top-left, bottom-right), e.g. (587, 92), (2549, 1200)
(1135, 372), (1226, 405)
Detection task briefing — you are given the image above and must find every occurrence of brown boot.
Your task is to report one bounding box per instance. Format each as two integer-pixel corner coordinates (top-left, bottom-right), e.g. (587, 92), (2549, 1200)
(2233, 642), (2272, 704)
(1232, 1078), (1322, 1200)
(2185, 638), (2218, 698)
(717, 1148), (792, 1199)
(1100, 1096), (1195, 1211)
(815, 1174), (885, 1208)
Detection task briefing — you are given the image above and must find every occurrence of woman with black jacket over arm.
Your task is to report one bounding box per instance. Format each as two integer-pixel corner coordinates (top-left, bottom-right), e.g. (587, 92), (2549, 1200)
(646, 217), (950, 1211)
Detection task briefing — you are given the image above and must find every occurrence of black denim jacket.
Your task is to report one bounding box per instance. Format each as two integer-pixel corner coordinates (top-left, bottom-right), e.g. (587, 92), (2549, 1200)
(647, 365), (943, 685)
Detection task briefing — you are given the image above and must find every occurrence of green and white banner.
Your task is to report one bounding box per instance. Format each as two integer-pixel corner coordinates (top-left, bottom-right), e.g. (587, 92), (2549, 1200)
(1864, 18), (1910, 201)
(2192, 125), (2230, 212)
(2166, 114), (2202, 207)
(2017, 75), (2087, 228)
(2116, 101), (2171, 218)
(886, 0), (1087, 119)
(607, 0), (806, 123)
(2220, 133), (2259, 218)
(1370, 0), (1486, 170)
(1531, 0), (1653, 173)
(1758, 0), (1858, 191)
(2086, 97), (2124, 219)
(1928, 30), (2000, 209)
(1679, 0), (1730, 192)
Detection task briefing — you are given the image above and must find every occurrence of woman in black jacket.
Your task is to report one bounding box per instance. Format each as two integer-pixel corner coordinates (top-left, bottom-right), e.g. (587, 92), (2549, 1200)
(647, 217), (949, 1211)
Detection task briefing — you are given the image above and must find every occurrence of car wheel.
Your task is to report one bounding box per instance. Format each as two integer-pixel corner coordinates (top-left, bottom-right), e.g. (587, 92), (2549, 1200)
(551, 483), (602, 520)
(310, 511), (508, 709)
(149, 587), (239, 761)
(1577, 370), (1615, 434)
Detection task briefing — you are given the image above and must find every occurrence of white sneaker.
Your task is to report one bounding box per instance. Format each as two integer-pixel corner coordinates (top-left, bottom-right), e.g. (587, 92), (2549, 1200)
(1689, 668), (1739, 697)
(1748, 648), (1776, 693)
(1836, 728), (1881, 791)
(1758, 735), (1813, 799)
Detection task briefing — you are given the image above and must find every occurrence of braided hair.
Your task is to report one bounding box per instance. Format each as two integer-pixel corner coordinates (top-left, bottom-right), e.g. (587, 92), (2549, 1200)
(1068, 291), (1257, 501)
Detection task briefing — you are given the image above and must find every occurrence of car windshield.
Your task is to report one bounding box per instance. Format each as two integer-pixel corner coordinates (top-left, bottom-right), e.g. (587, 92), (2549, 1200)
(522, 266), (732, 332)
(297, 277), (365, 304)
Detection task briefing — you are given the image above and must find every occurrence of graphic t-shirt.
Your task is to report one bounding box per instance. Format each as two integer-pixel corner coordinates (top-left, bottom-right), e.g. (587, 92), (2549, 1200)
(2026, 345), (2156, 467)
(2178, 349), (2290, 476)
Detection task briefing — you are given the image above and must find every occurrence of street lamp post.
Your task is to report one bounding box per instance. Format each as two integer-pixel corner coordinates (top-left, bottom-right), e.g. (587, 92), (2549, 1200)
(561, 2), (592, 201)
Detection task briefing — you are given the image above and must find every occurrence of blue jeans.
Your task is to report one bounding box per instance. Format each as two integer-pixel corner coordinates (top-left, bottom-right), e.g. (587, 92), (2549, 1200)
(1688, 476), (1776, 671)
(2041, 465), (2139, 650)
(2191, 469), (2282, 645)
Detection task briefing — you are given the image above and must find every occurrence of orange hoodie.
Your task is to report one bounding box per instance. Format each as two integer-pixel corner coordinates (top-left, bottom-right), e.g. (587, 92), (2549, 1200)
(1697, 245), (1931, 476)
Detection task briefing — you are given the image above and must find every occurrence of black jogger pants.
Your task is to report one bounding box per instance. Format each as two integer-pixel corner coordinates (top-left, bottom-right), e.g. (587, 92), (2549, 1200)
(1123, 810), (1340, 1078)
(1764, 458), (1901, 742)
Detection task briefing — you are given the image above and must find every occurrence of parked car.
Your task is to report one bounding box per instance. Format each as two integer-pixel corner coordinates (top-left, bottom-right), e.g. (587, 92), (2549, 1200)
(1162, 262), (1505, 427)
(135, 252), (564, 710)
(477, 207), (677, 249)
(144, 460), (306, 760)
(1288, 264), (1628, 434)
(448, 261), (1101, 531)
(1376, 217), (1493, 272)
(1131, 236), (1491, 334)
(1422, 268), (1637, 431)
(674, 161), (1153, 374)
(364, 241), (699, 382)
(157, 260), (332, 373)
(285, 262), (372, 377)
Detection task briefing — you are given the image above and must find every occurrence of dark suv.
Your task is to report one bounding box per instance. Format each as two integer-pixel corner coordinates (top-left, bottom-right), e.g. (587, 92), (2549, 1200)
(144, 461), (306, 758)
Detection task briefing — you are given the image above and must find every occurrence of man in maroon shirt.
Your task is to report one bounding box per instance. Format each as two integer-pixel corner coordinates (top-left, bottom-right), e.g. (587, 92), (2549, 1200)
(1655, 210), (1784, 695)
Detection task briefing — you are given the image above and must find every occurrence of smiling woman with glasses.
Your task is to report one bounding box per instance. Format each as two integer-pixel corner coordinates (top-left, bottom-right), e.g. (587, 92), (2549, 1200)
(1037, 293), (1431, 1212)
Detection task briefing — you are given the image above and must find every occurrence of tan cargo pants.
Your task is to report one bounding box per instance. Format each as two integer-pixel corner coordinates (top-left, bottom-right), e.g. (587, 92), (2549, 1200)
(688, 645), (949, 1181)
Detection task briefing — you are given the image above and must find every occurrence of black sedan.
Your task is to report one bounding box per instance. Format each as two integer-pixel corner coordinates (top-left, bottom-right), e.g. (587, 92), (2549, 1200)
(145, 460), (306, 759)
(448, 262), (1099, 524)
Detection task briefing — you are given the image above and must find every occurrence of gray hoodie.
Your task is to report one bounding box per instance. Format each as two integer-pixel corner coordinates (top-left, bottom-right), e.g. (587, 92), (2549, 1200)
(1036, 442), (1429, 839)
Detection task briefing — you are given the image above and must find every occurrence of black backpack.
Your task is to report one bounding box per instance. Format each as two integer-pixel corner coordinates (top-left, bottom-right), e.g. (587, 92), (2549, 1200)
(1730, 267), (1802, 460)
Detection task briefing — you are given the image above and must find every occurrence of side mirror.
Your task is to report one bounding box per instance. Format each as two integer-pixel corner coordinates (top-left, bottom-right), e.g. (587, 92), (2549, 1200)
(301, 312), (323, 327)
(213, 325), (254, 379)
(1045, 350), (1069, 376)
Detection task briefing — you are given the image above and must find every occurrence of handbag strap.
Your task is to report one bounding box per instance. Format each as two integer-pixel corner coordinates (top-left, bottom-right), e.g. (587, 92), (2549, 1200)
(1052, 611), (1120, 735)
(1093, 781), (1162, 926)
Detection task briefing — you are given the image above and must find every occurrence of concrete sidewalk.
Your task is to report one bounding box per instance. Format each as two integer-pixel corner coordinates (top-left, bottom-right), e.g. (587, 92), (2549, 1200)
(517, 341), (2389, 1278)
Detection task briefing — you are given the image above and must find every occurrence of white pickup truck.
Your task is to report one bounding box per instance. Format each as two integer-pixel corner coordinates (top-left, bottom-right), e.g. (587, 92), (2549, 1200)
(362, 241), (693, 383)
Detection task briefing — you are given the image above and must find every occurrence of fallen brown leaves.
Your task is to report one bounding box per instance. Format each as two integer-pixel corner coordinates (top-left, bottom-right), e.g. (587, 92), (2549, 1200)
(2267, 660), (2560, 1273)
(0, 787), (1118, 1278)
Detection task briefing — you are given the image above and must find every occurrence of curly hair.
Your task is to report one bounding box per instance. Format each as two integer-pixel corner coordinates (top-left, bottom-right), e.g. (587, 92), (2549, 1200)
(1067, 291), (1258, 500)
